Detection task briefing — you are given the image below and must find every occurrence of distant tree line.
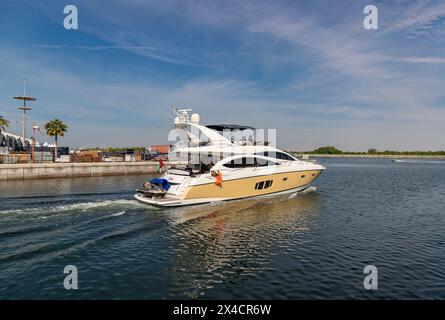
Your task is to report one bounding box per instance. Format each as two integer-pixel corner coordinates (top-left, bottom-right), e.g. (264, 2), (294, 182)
(311, 146), (343, 154)
(290, 146), (445, 156)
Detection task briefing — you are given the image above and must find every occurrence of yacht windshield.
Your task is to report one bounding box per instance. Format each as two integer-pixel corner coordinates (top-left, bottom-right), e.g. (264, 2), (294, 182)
(254, 151), (295, 161)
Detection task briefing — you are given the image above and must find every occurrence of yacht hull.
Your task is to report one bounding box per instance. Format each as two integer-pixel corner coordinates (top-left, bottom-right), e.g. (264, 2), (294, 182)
(134, 167), (324, 207)
(183, 169), (322, 200)
(134, 183), (313, 207)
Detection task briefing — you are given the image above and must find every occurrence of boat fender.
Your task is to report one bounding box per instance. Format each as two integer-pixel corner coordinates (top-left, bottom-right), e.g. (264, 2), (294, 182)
(212, 170), (223, 187)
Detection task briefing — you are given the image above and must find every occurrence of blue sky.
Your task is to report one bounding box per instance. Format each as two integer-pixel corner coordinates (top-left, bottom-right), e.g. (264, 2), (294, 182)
(1, 0), (445, 150)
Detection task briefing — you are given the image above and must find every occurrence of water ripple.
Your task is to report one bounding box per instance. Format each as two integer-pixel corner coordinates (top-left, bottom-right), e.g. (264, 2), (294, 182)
(0, 159), (444, 299)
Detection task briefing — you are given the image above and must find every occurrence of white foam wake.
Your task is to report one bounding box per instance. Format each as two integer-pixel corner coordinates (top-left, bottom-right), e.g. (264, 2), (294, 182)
(0, 199), (146, 218)
(393, 159), (445, 164)
(109, 210), (126, 217)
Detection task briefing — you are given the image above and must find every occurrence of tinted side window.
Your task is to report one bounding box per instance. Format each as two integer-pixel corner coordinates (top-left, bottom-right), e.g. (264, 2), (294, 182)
(276, 152), (294, 160)
(224, 157), (279, 168)
(224, 157), (256, 168)
(255, 152), (294, 161)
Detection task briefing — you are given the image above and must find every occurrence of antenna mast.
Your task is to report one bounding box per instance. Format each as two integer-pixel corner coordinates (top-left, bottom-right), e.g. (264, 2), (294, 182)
(13, 79), (36, 143)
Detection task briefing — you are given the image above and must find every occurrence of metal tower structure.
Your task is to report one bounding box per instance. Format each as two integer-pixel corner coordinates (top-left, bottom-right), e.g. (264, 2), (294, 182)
(13, 79), (36, 143)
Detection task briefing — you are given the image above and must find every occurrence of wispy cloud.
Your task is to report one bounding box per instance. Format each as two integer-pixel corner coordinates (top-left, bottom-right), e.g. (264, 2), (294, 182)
(2, 0), (445, 150)
(34, 44), (158, 51)
(383, 0), (445, 33)
(399, 56), (445, 63)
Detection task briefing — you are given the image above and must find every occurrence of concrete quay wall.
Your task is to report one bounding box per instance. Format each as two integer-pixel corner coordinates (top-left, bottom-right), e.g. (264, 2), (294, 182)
(0, 161), (172, 181)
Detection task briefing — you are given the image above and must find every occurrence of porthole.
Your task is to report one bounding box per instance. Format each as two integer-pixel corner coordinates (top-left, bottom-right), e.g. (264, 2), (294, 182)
(301, 175), (306, 178)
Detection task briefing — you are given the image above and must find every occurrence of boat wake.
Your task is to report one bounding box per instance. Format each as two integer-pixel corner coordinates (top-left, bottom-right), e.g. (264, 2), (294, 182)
(109, 210), (126, 217)
(288, 186), (317, 198)
(392, 159), (445, 164)
(0, 199), (147, 221)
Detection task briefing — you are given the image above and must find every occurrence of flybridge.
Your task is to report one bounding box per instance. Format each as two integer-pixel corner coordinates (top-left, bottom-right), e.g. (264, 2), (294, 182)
(173, 107), (197, 126)
(173, 108), (256, 132)
(170, 107), (271, 147)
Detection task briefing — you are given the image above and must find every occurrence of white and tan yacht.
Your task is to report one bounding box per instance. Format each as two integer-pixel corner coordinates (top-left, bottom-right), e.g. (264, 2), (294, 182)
(134, 108), (325, 207)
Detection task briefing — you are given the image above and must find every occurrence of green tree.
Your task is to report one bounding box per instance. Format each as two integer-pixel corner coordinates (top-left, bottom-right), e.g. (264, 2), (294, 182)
(44, 119), (68, 161)
(312, 146), (343, 154)
(0, 115), (9, 132)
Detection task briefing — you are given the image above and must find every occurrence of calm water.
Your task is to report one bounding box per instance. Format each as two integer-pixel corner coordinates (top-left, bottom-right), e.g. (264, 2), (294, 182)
(1, 158), (444, 299)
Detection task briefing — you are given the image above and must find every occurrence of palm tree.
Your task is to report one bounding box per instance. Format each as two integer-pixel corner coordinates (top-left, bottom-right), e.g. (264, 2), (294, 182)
(0, 115), (9, 132)
(44, 119), (68, 161)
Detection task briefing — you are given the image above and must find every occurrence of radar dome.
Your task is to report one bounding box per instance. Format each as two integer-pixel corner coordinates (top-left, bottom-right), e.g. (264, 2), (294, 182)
(191, 113), (200, 124)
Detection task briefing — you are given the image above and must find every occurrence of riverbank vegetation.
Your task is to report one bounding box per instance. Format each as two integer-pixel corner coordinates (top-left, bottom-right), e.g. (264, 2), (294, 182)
(44, 119), (68, 160)
(0, 115), (9, 131)
(291, 146), (445, 156)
